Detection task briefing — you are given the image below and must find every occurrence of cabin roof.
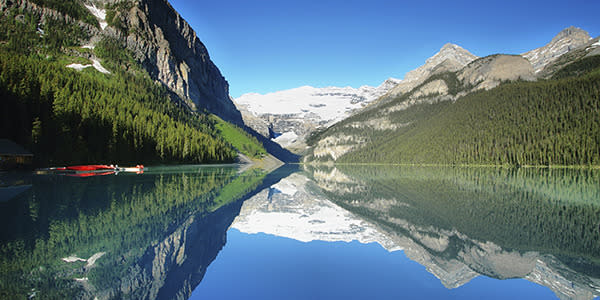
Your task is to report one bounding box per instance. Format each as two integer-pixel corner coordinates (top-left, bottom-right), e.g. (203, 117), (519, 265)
(0, 139), (33, 156)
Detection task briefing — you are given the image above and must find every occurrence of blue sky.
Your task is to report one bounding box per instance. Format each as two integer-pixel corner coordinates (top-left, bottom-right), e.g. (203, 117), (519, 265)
(169, 0), (600, 98)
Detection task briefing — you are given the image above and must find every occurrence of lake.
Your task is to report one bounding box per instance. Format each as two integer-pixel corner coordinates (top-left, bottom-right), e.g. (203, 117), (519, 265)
(0, 165), (599, 299)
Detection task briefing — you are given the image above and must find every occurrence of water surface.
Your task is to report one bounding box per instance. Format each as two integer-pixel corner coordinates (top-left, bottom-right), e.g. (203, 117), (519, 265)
(0, 165), (598, 299)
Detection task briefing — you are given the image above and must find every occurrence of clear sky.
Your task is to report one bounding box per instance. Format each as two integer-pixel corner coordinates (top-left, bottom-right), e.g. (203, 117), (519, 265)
(169, 0), (600, 98)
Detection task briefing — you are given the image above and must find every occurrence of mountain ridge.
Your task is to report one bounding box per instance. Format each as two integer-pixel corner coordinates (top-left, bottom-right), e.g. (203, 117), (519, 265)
(234, 26), (596, 156)
(1, 0), (243, 122)
(304, 26), (600, 166)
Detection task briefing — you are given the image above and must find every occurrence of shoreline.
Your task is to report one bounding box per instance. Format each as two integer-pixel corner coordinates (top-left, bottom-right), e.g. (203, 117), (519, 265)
(300, 162), (600, 169)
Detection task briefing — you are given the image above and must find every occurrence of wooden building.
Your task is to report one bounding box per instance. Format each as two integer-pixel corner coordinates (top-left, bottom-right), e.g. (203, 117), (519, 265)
(0, 139), (33, 170)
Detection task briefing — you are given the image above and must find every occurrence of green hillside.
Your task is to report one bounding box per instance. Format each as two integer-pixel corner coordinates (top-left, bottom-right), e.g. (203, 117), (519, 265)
(0, 4), (266, 166)
(214, 117), (267, 159)
(308, 56), (600, 167)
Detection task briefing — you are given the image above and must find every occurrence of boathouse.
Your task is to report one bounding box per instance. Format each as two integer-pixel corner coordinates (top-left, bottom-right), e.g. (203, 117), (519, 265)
(0, 139), (33, 170)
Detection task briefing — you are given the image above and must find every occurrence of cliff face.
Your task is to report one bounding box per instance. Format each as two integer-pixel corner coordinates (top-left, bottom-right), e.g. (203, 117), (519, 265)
(118, 0), (242, 123)
(1, 0), (243, 124)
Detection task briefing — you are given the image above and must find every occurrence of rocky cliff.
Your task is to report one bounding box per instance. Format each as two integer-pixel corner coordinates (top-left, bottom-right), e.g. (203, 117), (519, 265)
(1, 0), (243, 124)
(112, 0), (242, 123)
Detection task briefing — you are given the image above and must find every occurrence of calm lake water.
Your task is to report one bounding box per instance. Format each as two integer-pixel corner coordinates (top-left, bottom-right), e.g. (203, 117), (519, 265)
(0, 165), (599, 299)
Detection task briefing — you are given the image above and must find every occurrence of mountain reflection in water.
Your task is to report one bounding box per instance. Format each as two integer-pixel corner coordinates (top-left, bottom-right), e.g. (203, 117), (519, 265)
(0, 165), (283, 300)
(229, 166), (600, 300)
(1, 165), (599, 299)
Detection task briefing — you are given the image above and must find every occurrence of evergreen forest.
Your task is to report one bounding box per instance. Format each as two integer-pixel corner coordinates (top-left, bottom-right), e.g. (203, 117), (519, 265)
(308, 56), (600, 167)
(0, 5), (266, 166)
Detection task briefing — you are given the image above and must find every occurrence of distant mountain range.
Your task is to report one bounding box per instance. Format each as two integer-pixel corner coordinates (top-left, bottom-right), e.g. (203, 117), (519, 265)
(237, 26), (598, 164)
(303, 27), (600, 166)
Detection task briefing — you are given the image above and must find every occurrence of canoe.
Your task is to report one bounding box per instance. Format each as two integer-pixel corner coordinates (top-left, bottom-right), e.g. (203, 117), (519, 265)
(35, 165), (144, 175)
(64, 165), (115, 171)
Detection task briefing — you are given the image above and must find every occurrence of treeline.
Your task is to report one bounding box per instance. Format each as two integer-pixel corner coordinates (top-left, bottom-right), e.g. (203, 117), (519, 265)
(0, 7), (88, 55)
(29, 0), (99, 26)
(0, 7), (267, 165)
(326, 58), (600, 166)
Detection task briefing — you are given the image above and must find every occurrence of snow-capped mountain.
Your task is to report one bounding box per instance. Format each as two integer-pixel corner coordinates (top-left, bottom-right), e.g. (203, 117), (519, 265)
(233, 78), (401, 150)
(231, 172), (401, 249)
(233, 44), (477, 152)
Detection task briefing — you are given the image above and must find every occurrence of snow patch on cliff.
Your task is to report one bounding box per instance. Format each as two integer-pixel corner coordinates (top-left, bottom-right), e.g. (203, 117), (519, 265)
(66, 59), (111, 74)
(272, 131), (298, 148)
(85, 4), (108, 30)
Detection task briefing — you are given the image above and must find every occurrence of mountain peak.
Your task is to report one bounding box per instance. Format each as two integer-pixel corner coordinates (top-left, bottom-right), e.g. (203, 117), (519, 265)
(439, 43), (463, 52)
(426, 43), (477, 68)
(373, 42), (478, 101)
(522, 26), (591, 72)
(553, 26), (590, 42)
(403, 43), (477, 82)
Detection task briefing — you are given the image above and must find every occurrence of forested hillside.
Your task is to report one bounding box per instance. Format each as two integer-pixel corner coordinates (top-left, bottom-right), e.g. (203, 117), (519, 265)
(0, 4), (266, 165)
(307, 55), (600, 166)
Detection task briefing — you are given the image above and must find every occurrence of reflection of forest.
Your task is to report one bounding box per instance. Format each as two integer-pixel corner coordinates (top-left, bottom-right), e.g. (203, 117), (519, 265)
(306, 165), (600, 299)
(0, 166), (267, 299)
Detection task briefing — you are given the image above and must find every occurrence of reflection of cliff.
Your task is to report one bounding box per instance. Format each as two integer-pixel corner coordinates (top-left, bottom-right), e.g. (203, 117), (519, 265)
(239, 166), (600, 299)
(87, 199), (244, 300)
(0, 166), (278, 299)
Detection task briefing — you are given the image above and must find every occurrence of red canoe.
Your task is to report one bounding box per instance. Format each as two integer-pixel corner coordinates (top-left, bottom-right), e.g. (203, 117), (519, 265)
(63, 165), (115, 171)
(36, 165), (144, 175)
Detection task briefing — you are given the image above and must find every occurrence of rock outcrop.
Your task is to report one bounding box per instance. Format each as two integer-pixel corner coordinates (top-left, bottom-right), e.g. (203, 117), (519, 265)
(458, 54), (535, 91)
